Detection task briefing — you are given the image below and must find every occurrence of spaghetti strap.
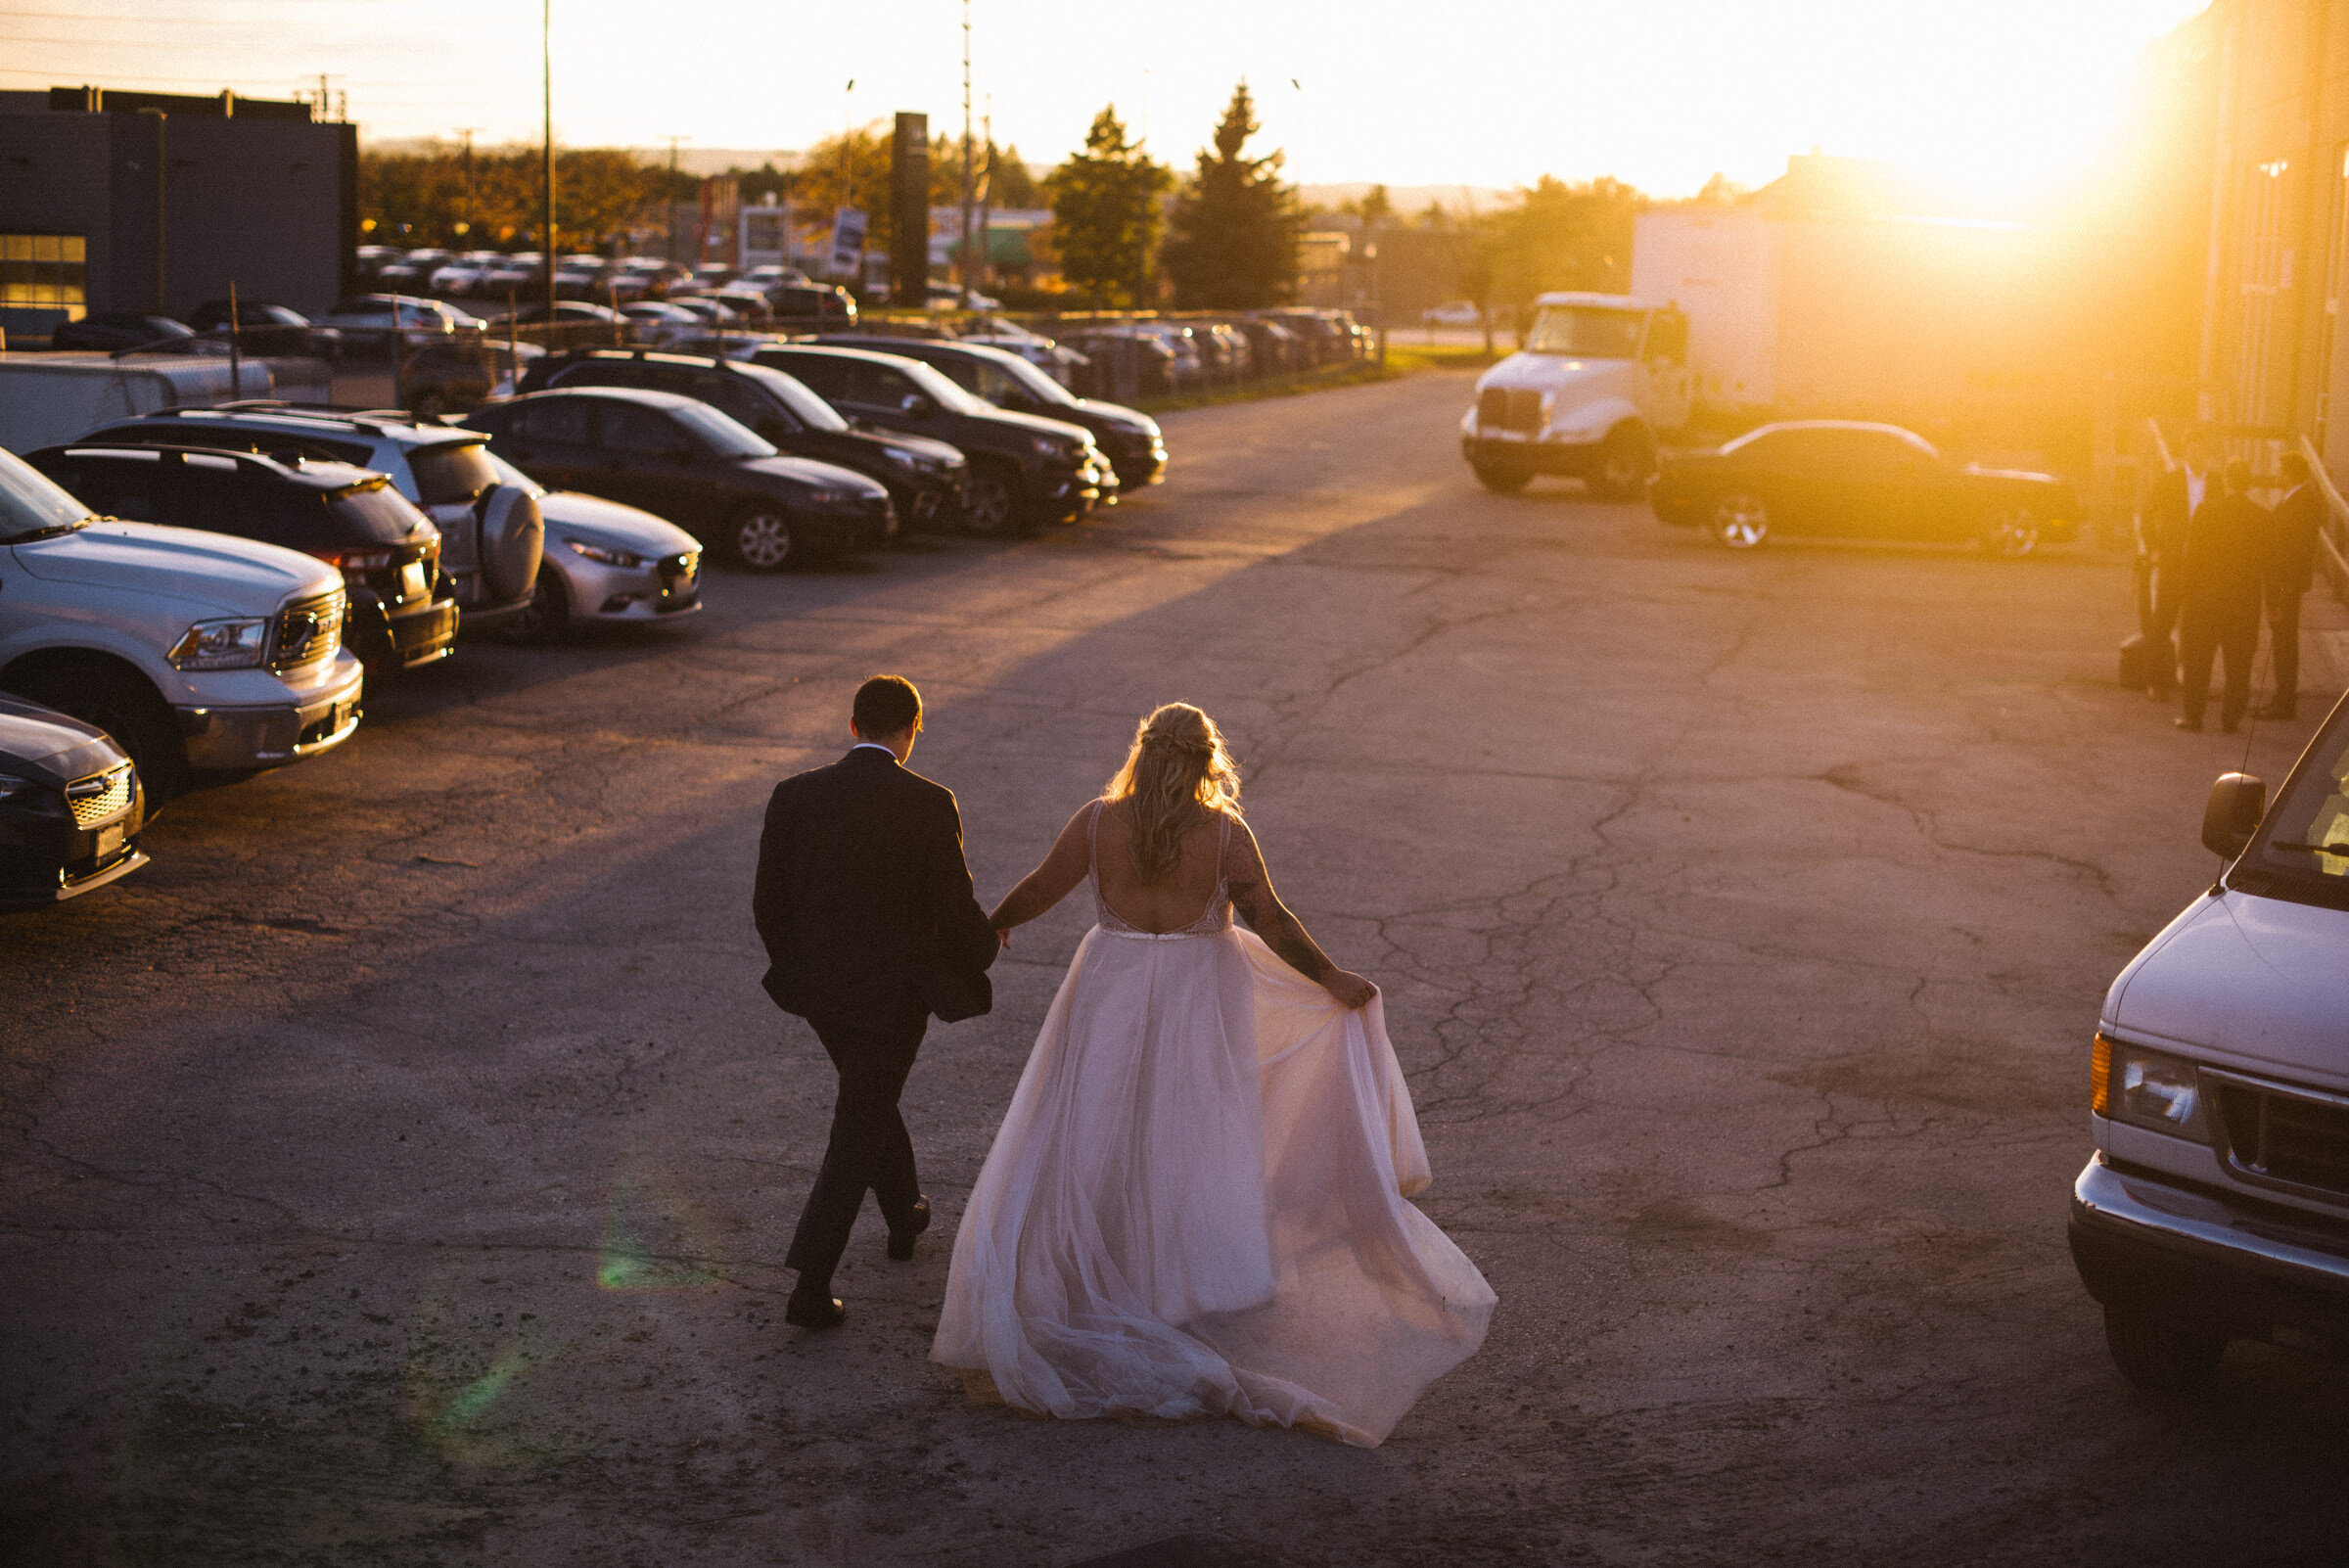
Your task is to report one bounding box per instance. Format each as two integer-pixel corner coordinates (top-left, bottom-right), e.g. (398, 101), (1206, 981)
(1216, 811), (1231, 884)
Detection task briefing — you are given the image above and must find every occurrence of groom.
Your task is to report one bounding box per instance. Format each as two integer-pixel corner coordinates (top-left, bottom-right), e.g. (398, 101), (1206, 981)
(753, 675), (1000, 1329)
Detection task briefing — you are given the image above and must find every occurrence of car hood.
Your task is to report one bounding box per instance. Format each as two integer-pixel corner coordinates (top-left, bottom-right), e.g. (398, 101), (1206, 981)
(736, 454), (890, 496)
(1476, 351), (1636, 397)
(2105, 890), (2349, 1092)
(536, 489), (704, 557)
(1073, 398), (1159, 436)
(974, 406), (1096, 445)
(836, 428), (964, 467)
(0, 692), (125, 784)
(9, 522), (337, 618)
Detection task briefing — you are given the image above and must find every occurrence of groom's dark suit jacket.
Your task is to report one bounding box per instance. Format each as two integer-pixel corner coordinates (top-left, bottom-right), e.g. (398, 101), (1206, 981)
(753, 746), (999, 1024)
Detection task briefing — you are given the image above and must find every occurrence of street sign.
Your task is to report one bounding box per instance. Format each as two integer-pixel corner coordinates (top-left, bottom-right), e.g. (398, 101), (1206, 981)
(830, 208), (867, 279)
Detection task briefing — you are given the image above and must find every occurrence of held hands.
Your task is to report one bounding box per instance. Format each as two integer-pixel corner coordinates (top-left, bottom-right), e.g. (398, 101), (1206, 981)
(1322, 969), (1377, 1010)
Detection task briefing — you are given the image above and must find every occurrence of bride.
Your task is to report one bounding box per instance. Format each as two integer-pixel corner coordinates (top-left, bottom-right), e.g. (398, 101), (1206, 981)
(932, 703), (1495, 1447)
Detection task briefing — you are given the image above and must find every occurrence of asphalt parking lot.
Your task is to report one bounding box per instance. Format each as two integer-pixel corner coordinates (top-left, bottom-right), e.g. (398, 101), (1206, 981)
(5, 369), (2346, 1566)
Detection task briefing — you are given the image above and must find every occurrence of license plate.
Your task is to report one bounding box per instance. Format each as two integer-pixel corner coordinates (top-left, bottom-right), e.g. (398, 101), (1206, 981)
(399, 561), (429, 601)
(95, 821), (125, 860)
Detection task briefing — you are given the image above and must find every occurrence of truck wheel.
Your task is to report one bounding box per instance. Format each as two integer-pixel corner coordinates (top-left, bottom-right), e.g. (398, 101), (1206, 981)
(726, 506), (800, 571)
(1713, 491), (1771, 549)
(1471, 462), (1532, 494)
(7, 664), (186, 803)
(1589, 426), (1657, 501)
(1978, 504), (2042, 559)
(2102, 1305), (2226, 1392)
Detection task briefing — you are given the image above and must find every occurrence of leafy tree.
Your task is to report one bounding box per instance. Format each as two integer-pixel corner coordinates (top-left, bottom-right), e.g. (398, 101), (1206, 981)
(1043, 106), (1173, 307)
(1162, 82), (1298, 309)
(990, 144), (1041, 208)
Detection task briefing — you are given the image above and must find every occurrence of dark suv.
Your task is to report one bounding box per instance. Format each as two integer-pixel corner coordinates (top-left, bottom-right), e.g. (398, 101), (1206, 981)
(739, 344), (1110, 535)
(518, 348), (968, 530)
(24, 443), (460, 678)
(462, 387), (896, 570)
(816, 336), (1166, 490)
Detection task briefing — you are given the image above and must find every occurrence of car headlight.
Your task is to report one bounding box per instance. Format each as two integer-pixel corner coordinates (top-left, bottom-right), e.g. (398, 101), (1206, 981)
(802, 488), (858, 505)
(167, 617), (270, 670)
(1032, 436), (1077, 461)
(566, 537), (643, 569)
(2093, 1033), (2210, 1141)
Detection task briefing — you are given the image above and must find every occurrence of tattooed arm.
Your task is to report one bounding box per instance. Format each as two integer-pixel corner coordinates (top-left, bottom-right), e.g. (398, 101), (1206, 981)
(1224, 817), (1377, 1008)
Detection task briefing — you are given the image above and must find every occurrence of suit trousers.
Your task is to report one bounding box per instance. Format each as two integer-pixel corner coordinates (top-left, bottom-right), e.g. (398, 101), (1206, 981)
(2180, 611), (2259, 730)
(2143, 555), (2183, 689)
(2269, 588), (2304, 709)
(785, 1000), (931, 1282)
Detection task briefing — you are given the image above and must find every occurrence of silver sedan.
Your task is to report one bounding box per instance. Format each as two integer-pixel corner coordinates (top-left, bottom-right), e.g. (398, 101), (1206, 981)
(482, 453), (704, 643)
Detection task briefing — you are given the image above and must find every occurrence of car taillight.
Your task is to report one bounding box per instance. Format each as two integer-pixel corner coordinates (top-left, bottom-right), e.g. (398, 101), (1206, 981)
(311, 547), (394, 585)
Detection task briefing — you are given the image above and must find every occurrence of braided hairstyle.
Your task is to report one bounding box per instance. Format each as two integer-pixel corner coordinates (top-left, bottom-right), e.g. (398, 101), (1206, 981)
(1103, 703), (1243, 884)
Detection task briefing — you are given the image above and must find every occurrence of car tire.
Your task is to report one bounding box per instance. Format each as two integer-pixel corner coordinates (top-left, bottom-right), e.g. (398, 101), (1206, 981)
(1588, 425), (1657, 501)
(2101, 1305), (2226, 1392)
(1713, 491), (1770, 549)
(1471, 462), (1532, 494)
(1978, 504), (2042, 559)
(7, 663), (185, 803)
(959, 464), (1026, 537)
(502, 564), (571, 644)
(727, 505), (800, 571)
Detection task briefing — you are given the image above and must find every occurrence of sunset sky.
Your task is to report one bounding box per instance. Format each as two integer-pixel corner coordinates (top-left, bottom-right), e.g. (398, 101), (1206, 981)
(1, 0), (2211, 200)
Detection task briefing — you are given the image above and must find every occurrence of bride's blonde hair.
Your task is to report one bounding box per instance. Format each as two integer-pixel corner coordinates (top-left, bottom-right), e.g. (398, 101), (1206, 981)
(1104, 703), (1242, 884)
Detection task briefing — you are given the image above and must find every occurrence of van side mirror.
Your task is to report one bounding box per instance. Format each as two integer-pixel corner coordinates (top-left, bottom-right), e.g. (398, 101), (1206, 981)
(2201, 771), (2266, 859)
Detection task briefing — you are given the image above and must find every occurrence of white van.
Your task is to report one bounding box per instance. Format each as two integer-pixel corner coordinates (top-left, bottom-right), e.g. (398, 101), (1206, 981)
(2071, 697), (2349, 1387)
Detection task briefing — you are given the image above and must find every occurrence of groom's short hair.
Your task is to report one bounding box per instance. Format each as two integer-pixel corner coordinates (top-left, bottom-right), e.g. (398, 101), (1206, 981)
(852, 674), (922, 737)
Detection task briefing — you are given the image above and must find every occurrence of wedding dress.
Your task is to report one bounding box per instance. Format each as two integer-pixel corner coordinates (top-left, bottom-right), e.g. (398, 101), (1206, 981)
(933, 805), (1495, 1448)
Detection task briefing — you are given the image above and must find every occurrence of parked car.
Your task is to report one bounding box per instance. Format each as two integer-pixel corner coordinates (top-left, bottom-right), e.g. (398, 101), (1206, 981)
(185, 300), (342, 359)
(482, 253), (546, 298)
(470, 448), (703, 643)
(429, 252), (508, 297)
(1648, 421), (2077, 555)
(687, 262), (739, 293)
(725, 283), (855, 327)
(1422, 300), (1485, 329)
(618, 301), (707, 348)
(462, 387), (895, 570)
(553, 254), (620, 301)
(312, 295), (484, 352)
(2069, 692), (2349, 1389)
(1062, 329), (1178, 399)
(373, 248), (451, 290)
(397, 339), (543, 419)
(508, 300), (635, 349)
(49, 313), (203, 353)
(955, 319), (1085, 385)
(925, 283), (1000, 312)
(818, 336), (1165, 490)
(519, 348), (969, 530)
(0, 692), (148, 909)
(355, 243), (399, 282)
(737, 264), (809, 290)
(0, 446), (363, 797)
(25, 443), (458, 679)
(79, 404), (542, 632)
(738, 343), (1108, 535)
(1232, 315), (1303, 378)
(618, 257), (695, 299)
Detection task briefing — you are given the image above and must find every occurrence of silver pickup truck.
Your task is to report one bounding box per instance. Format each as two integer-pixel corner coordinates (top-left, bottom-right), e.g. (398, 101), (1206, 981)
(0, 446), (362, 797)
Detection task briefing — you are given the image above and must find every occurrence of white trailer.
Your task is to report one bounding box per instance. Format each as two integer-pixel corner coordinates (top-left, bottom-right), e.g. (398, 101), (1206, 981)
(0, 354), (329, 454)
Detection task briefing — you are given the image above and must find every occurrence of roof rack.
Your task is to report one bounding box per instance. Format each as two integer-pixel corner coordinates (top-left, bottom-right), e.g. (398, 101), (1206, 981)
(56, 440), (316, 477)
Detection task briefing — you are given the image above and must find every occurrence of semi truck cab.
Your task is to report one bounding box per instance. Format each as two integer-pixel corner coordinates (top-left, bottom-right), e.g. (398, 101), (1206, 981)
(1459, 293), (1689, 499)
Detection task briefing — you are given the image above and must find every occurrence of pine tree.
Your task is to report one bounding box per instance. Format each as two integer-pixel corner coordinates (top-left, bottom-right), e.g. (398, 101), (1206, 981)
(1162, 82), (1298, 309)
(1043, 107), (1172, 307)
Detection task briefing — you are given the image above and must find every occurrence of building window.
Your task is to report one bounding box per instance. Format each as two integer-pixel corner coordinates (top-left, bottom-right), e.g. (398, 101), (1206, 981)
(0, 234), (88, 320)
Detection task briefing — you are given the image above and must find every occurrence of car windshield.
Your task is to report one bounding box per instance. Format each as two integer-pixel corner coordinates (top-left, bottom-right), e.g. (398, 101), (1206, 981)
(0, 449), (94, 541)
(329, 480), (432, 543)
(737, 364), (849, 432)
(2238, 709), (2349, 907)
(988, 352), (1078, 406)
(1524, 306), (1645, 358)
(408, 439), (501, 506)
(892, 357), (985, 415)
(669, 401), (776, 458)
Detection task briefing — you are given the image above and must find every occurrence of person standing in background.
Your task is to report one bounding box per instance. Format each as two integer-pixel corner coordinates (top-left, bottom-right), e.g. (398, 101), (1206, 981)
(2177, 459), (2269, 734)
(2259, 451), (2325, 721)
(2140, 432), (2214, 699)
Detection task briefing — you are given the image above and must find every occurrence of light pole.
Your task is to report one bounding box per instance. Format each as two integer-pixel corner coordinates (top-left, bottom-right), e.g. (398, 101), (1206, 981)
(662, 135), (689, 262)
(959, 0), (975, 309)
(541, 0), (557, 327)
(453, 127), (479, 245)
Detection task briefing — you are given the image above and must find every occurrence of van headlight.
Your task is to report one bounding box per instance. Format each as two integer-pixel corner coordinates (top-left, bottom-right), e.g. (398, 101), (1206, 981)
(167, 617), (270, 670)
(2093, 1033), (2210, 1141)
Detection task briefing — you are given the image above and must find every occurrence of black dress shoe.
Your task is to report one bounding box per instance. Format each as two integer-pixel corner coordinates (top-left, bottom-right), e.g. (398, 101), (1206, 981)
(888, 1195), (931, 1262)
(784, 1285), (846, 1329)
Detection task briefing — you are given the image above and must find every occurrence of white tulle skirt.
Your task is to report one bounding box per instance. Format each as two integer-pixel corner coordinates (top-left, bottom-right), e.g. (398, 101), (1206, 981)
(932, 924), (1496, 1448)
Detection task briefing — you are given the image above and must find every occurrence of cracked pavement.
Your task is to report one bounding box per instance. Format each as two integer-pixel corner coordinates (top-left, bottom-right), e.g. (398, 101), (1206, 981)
(5, 369), (2346, 1565)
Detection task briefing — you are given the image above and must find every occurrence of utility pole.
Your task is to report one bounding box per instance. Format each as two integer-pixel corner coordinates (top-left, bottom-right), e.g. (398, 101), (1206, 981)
(959, 0), (975, 309)
(136, 108), (165, 313)
(977, 101), (993, 300)
(663, 135), (689, 262)
(541, 0), (556, 326)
